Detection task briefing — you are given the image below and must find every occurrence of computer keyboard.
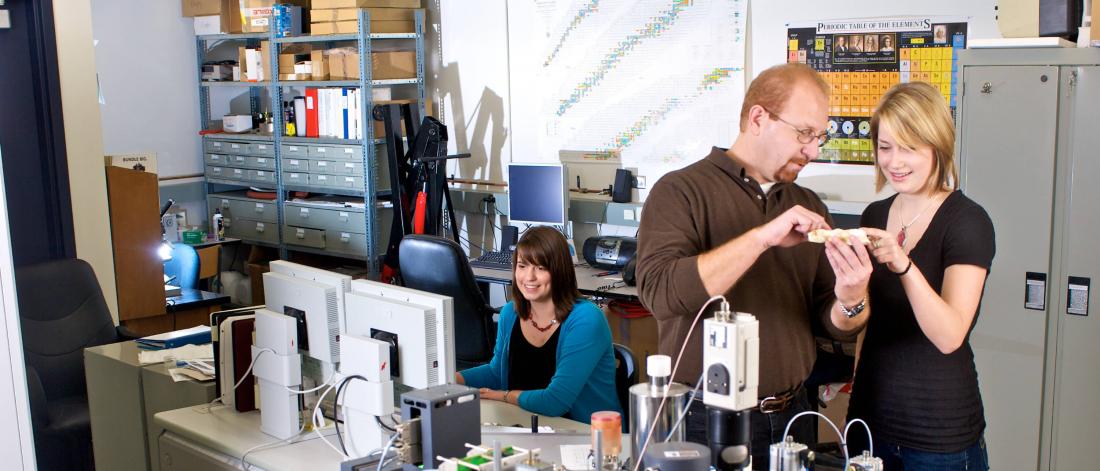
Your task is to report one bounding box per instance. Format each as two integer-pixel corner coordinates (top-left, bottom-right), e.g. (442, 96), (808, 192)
(469, 251), (513, 270)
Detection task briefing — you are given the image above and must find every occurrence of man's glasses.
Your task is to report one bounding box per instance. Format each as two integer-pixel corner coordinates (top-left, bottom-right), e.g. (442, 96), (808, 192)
(764, 108), (830, 147)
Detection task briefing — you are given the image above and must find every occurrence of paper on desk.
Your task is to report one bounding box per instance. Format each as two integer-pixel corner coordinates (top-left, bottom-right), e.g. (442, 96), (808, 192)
(138, 343), (213, 365)
(480, 425), (556, 434)
(560, 444), (594, 470)
(169, 367), (215, 382)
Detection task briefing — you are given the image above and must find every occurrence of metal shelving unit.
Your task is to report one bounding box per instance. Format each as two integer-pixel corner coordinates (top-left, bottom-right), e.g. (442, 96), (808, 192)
(196, 10), (426, 277)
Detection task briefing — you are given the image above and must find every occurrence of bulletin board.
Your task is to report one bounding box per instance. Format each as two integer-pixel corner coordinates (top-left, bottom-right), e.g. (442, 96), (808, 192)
(787, 18), (968, 165)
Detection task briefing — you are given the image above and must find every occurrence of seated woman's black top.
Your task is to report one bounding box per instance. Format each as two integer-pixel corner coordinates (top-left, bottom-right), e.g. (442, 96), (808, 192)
(507, 319), (560, 391)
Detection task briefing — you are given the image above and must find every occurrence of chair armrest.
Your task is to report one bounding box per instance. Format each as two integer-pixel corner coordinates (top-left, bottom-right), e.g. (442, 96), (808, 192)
(116, 325), (141, 341)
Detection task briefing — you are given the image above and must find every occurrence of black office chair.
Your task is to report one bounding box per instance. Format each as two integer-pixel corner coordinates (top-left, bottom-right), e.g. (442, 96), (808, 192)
(17, 258), (137, 471)
(399, 235), (497, 370)
(613, 343), (638, 429)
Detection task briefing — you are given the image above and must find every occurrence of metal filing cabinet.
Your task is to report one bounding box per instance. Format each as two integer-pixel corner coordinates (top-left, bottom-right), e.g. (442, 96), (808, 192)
(956, 48), (1100, 471)
(207, 192), (278, 245)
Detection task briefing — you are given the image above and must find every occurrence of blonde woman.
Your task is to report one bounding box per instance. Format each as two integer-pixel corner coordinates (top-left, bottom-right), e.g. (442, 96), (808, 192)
(847, 82), (994, 470)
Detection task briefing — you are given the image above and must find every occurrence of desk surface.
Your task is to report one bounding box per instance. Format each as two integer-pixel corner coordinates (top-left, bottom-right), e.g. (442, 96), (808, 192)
(472, 263), (638, 300)
(167, 288), (231, 312)
(156, 399), (590, 470)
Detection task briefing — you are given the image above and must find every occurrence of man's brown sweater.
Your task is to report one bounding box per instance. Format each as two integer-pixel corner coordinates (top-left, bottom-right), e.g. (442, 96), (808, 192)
(636, 147), (856, 395)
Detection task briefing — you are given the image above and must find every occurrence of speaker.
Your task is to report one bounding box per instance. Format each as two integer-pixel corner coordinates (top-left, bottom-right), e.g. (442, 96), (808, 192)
(1039, 0), (1081, 39)
(612, 169), (633, 203)
(501, 225), (519, 252)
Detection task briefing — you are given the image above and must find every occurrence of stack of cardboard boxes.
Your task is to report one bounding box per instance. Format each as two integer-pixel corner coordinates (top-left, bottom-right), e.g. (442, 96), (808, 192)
(310, 0), (420, 35)
(182, 0), (309, 35)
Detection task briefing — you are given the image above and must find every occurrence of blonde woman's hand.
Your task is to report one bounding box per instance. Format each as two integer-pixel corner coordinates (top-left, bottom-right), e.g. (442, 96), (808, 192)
(862, 227), (909, 273)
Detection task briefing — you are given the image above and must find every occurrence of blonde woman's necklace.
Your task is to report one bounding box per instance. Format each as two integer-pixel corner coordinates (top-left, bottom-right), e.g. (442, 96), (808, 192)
(897, 194), (943, 249)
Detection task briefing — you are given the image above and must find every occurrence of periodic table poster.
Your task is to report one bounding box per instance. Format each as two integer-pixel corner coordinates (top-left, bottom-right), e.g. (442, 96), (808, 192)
(787, 18), (968, 165)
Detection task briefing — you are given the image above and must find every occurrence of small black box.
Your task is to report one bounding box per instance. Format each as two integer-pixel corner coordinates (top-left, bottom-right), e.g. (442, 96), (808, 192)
(612, 168), (633, 203)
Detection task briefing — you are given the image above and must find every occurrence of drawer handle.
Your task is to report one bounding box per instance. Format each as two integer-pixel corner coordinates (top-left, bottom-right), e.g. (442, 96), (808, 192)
(257, 158), (267, 164)
(231, 144), (241, 149)
(221, 200), (230, 209)
(344, 148), (353, 154)
(317, 161), (327, 167)
(296, 228), (306, 239)
(345, 163), (354, 168)
(289, 146), (299, 151)
(317, 148), (326, 153)
(340, 232), (351, 243)
(255, 203), (264, 213)
(258, 145), (267, 150)
(290, 159), (299, 165)
(300, 208), (310, 218)
(338, 212), (349, 222)
(255, 222), (264, 233)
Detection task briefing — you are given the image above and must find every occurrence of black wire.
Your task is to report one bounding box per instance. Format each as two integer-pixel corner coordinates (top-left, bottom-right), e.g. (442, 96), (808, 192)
(334, 374), (367, 456)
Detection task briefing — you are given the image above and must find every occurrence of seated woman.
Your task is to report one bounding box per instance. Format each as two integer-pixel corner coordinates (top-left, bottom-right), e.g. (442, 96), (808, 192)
(456, 226), (621, 423)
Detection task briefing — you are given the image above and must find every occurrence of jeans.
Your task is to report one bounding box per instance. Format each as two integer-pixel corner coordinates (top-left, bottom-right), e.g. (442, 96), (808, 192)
(684, 387), (813, 469)
(850, 435), (989, 471)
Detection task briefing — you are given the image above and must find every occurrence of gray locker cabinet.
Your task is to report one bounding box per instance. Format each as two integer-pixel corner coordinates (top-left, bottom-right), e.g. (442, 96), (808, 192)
(956, 49), (1100, 471)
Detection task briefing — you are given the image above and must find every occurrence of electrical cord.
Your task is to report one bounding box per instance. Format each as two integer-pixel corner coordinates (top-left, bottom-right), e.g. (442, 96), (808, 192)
(631, 295), (727, 471)
(334, 374), (368, 456)
(663, 372), (706, 442)
(782, 411), (849, 470)
(207, 348), (275, 410)
(843, 418), (873, 458)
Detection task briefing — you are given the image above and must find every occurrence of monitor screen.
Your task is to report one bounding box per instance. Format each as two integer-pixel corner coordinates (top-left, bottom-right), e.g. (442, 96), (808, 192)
(508, 163), (567, 226)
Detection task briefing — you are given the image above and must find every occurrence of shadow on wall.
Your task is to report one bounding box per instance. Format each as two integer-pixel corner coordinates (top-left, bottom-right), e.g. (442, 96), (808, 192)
(436, 61), (508, 184)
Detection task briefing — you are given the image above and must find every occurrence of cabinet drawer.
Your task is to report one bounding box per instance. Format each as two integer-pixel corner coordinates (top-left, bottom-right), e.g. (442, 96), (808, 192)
(208, 196), (234, 219)
(311, 173), (338, 188)
(283, 158), (308, 172)
(249, 170), (275, 186)
(308, 145), (340, 159)
(283, 226), (326, 249)
(283, 204), (366, 233)
(228, 167), (247, 181)
(227, 199), (277, 223)
(205, 140), (227, 153)
(332, 160), (363, 176)
(338, 175), (364, 188)
(225, 218), (277, 244)
(249, 156), (276, 170)
(309, 160), (336, 173)
(225, 142), (248, 154)
(284, 172), (309, 186)
(229, 155), (249, 167)
(326, 231), (368, 257)
(205, 154), (227, 166)
(282, 144), (309, 158)
(329, 145), (364, 161)
(206, 166), (227, 180)
(248, 142), (275, 157)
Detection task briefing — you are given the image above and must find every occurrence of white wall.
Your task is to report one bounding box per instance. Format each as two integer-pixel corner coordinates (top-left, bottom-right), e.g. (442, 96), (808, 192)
(91, 0), (203, 179)
(0, 149), (38, 471)
(56, 0), (119, 321)
(434, 0), (1003, 205)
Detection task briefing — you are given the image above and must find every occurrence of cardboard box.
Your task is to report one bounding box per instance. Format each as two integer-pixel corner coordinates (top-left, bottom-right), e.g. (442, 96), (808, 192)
(260, 41), (312, 82)
(312, 0), (420, 8)
(181, 0), (222, 17)
(335, 51), (416, 80)
(1094, 0), (1100, 44)
(240, 0), (303, 34)
(310, 49), (329, 79)
(104, 153), (158, 174)
(310, 19), (414, 35)
(605, 305), (658, 381)
(193, 15), (225, 35)
(310, 7), (419, 22)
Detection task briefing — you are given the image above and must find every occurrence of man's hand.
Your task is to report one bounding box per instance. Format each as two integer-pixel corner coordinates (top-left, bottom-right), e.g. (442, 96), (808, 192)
(825, 237), (873, 305)
(754, 205), (831, 249)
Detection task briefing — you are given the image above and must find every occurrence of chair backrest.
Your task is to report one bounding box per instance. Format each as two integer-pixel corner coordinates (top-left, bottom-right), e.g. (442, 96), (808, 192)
(164, 243), (200, 289)
(399, 235), (495, 365)
(16, 259), (118, 401)
(613, 343), (638, 426)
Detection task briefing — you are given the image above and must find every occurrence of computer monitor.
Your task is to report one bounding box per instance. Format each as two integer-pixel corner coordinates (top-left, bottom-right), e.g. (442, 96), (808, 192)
(262, 271), (340, 365)
(269, 260), (352, 334)
(343, 281), (455, 390)
(349, 279), (456, 383)
(507, 163), (568, 226)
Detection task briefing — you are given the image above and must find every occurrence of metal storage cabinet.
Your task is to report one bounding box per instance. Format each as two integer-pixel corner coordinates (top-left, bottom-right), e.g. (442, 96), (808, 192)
(956, 48), (1100, 471)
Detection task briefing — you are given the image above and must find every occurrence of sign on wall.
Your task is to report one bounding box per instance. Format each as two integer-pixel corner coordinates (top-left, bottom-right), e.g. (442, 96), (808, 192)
(787, 17), (968, 165)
